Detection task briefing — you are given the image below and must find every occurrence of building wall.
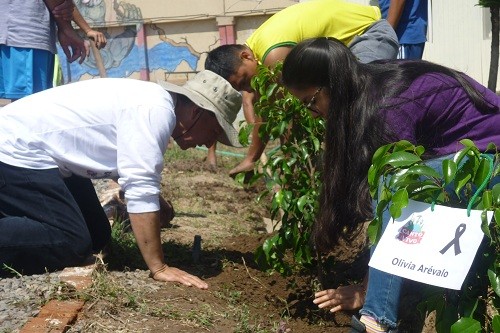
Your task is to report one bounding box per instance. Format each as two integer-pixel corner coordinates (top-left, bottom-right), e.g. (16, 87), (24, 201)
(59, 0), (296, 84)
(60, 0), (499, 89)
(423, 0), (496, 88)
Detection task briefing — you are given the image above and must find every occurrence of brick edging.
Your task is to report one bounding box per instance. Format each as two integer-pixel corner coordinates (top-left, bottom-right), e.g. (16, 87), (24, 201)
(19, 263), (96, 333)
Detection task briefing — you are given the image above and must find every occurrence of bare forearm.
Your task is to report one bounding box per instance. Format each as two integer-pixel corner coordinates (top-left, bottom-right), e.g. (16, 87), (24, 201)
(43, 0), (73, 29)
(242, 91), (257, 124)
(46, 0), (87, 63)
(129, 210), (208, 289)
(387, 0), (406, 30)
(129, 211), (165, 273)
(72, 7), (91, 34)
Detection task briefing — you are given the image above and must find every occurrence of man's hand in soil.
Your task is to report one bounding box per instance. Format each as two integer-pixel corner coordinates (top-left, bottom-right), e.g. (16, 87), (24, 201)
(129, 211), (208, 290)
(313, 283), (366, 313)
(151, 265), (208, 289)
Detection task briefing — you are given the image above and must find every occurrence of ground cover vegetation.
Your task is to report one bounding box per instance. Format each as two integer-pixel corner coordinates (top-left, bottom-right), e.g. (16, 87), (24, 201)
(54, 146), (357, 332)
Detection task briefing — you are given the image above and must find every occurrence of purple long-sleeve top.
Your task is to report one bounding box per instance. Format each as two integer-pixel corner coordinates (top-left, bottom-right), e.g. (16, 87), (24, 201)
(382, 72), (500, 157)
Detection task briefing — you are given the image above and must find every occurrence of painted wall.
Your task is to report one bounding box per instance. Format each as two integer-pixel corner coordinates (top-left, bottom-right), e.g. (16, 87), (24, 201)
(58, 0), (297, 84)
(59, 0), (499, 89)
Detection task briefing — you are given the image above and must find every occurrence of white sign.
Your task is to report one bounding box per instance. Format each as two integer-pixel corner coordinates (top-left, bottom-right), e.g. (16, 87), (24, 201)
(369, 200), (493, 290)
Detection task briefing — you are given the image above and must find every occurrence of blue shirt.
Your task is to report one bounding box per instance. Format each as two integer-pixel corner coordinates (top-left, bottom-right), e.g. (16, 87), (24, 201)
(382, 73), (500, 157)
(379, 0), (428, 44)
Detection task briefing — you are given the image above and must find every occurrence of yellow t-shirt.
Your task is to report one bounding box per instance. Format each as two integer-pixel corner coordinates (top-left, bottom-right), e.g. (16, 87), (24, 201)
(245, 0), (381, 63)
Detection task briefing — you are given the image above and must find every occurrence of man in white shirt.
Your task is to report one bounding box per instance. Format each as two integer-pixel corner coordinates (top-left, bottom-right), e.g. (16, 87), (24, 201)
(0, 70), (241, 289)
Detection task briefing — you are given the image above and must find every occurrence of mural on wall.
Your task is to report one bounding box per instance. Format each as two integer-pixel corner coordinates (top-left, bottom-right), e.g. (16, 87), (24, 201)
(58, 0), (201, 82)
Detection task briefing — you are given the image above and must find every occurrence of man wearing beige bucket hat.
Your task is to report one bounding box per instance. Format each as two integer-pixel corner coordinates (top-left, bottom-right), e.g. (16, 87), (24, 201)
(0, 70), (241, 289)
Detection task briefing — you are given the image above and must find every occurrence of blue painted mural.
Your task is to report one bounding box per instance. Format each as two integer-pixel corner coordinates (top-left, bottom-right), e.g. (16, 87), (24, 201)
(58, 37), (199, 82)
(57, 0), (201, 82)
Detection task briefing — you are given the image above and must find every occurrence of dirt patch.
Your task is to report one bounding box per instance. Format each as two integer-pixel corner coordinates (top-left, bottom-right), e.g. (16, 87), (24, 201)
(69, 146), (428, 333)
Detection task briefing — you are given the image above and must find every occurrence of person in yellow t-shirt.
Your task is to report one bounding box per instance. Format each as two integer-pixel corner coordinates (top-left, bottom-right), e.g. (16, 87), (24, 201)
(205, 0), (398, 175)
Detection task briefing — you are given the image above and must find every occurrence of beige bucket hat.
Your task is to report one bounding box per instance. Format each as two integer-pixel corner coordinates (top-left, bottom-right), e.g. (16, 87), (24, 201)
(158, 70), (242, 147)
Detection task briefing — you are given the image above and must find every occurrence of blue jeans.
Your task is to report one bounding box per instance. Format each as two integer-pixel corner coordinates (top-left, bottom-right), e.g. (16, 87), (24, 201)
(0, 162), (111, 275)
(360, 154), (499, 328)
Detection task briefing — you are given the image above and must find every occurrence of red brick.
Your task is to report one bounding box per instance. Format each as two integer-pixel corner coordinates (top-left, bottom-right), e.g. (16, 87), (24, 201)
(20, 314), (75, 333)
(19, 300), (84, 333)
(38, 300), (84, 317)
(19, 262), (96, 333)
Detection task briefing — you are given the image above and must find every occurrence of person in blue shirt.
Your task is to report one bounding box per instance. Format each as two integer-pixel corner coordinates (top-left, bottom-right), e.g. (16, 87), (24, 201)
(379, 0), (428, 59)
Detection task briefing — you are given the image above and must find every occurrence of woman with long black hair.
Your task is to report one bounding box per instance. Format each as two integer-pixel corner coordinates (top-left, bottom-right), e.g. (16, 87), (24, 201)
(282, 37), (500, 333)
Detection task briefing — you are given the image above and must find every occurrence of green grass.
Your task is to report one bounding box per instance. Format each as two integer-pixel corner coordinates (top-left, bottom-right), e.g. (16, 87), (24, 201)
(164, 142), (245, 169)
(105, 218), (146, 271)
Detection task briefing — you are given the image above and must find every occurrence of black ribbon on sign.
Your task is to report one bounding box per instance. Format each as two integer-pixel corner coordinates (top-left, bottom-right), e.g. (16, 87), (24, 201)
(439, 223), (466, 256)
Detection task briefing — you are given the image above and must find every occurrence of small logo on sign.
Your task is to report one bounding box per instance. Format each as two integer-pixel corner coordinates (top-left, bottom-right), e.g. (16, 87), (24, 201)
(396, 213), (425, 245)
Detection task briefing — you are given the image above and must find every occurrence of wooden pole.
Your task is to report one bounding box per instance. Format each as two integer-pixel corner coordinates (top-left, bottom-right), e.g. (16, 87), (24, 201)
(90, 41), (107, 78)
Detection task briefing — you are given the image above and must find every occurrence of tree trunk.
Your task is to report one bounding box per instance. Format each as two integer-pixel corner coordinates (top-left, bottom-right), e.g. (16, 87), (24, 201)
(488, 6), (499, 92)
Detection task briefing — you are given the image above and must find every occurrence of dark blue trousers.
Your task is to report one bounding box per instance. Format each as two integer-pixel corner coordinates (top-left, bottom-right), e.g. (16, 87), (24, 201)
(0, 161), (111, 275)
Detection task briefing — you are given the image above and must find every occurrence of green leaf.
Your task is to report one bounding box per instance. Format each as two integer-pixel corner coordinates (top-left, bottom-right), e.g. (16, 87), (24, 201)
(234, 172), (247, 185)
(389, 204), (402, 219)
(405, 164), (441, 179)
(312, 137), (321, 152)
(492, 183), (500, 205)
(237, 123), (252, 146)
(390, 176), (425, 192)
(393, 140), (414, 152)
(482, 190), (493, 209)
(460, 138), (477, 149)
(450, 317), (481, 333)
(443, 159), (458, 185)
(381, 151), (422, 168)
(415, 145), (426, 156)
(368, 164), (378, 189)
(454, 158), (475, 196)
(278, 121), (287, 136)
(481, 211), (491, 239)
(495, 209), (500, 228)
(488, 268), (500, 297)
(406, 181), (442, 197)
(296, 195), (308, 212)
(379, 186), (393, 204)
(274, 190), (284, 205)
(387, 169), (411, 188)
(266, 83), (278, 98)
(255, 190), (270, 203)
(372, 143), (393, 164)
(453, 146), (473, 165)
(367, 218), (382, 244)
(486, 142), (497, 151)
(492, 315), (500, 333)
(261, 238), (272, 261)
(271, 156), (285, 167)
(389, 189), (409, 219)
(472, 157), (491, 187)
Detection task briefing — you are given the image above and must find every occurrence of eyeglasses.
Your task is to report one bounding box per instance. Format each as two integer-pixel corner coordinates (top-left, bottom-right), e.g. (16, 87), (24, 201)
(305, 87), (322, 112)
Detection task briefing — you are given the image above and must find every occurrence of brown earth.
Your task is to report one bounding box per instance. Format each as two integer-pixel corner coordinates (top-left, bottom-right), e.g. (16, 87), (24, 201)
(68, 145), (432, 333)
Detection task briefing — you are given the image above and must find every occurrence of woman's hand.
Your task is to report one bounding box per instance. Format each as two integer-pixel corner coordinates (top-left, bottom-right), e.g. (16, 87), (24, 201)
(313, 283), (366, 313)
(86, 29), (107, 49)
